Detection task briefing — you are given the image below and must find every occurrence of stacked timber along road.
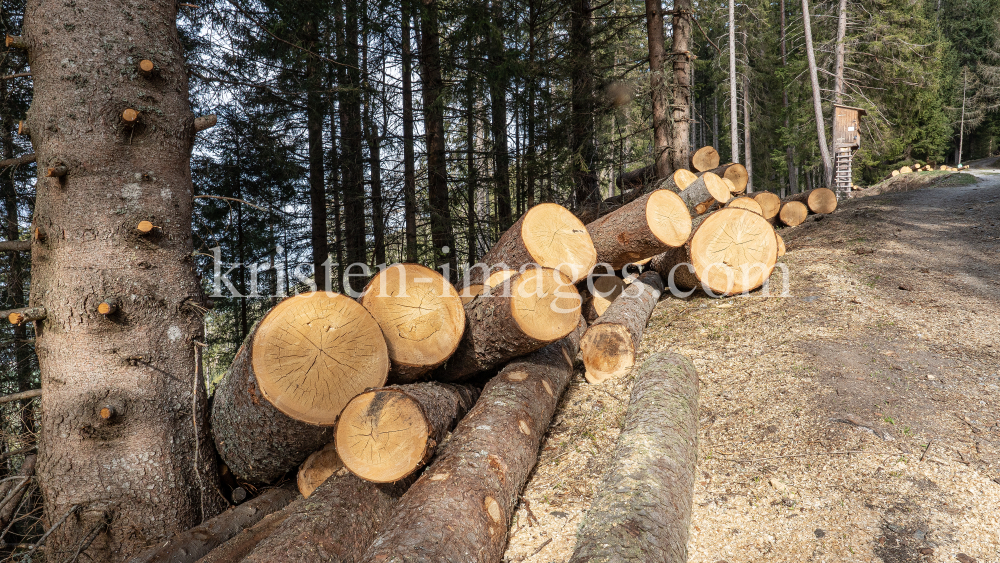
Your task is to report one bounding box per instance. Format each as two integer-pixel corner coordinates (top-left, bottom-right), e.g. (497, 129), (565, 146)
(504, 170), (1000, 562)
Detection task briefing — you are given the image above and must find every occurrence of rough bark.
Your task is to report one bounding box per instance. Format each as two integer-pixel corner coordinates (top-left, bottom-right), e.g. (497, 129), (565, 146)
(489, 0), (512, 231)
(697, 163), (748, 192)
(743, 73), (753, 193)
(668, 173), (730, 215)
(240, 471), (411, 563)
(128, 487), (296, 563)
(801, 0), (833, 187)
(24, 1), (225, 558)
(438, 268), (581, 382)
(193, 509), (291, 563)
(581, 271), (664, 384)
(728, 0), (739, 164)
(568, 352), (699, 563)
(335, 382), (480, 483)
(305, 41), (329, 292)
(586, 190), (691, 269)
(833, 0), (847, 105)
(780, 0), (797, 195)
(670, 0), (692, 172)
(210, 294), (388, 483)
(645, 0), (670, 178)
(362, 320), (586, 563)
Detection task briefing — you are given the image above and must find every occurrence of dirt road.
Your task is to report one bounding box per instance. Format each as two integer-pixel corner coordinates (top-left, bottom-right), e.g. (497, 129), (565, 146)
(504, 172), (1000, 563)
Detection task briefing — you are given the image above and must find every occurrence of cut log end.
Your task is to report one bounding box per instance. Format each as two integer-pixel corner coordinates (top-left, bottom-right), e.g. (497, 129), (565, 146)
(99, 406), (115, 420)
(726, 196), (763, 215)
(690, 146), (721, 172)
(97, 299), (118, 315)
(587, 275), (625, 318)
(511, 267), (581, 342)
(360, 264), (465, 377)
(807, 187), (838, 214)
(753, 192), (782, 220)
(581, 323), (635, 384)
(138, 59), (155, 73)
(646, 189), (692, 247)
(251, 292), (389, 425)
(46, 165), (67, 178)
(136, 220), (156, 234)
(122, 108), (140, 123)
(779, 201), (808, 227)
(297, 442), (342, 498)
(722, 163), (749, 192)
(690, 208), (778, 295)
(459, 269), (517, 304)
(8, 307), (46, 325)
(673, 168), (698, 190)
(336, 388), (432, 483)
(697, 172), (731, 204)
(520, 203), (597, 283)
(776, 233), (786, 257)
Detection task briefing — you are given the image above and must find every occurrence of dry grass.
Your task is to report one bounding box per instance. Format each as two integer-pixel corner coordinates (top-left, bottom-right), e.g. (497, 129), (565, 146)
(505, 172), (1000, 563)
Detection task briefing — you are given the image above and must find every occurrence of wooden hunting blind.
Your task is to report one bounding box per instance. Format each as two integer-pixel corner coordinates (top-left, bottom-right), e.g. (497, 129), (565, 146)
(833, 104), (867, 196)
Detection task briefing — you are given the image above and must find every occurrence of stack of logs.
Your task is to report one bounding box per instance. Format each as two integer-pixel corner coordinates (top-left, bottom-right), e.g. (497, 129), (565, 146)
(125, 145), (830, 563)
(888, 163), (961, 179)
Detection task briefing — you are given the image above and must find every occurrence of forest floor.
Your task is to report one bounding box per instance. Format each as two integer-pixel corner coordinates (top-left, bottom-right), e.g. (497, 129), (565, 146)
(504, 170), (1000, 563)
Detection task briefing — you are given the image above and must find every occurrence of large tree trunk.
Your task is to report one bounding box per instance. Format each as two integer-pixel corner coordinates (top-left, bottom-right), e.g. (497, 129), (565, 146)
(489, 0), (512, 231)
(780, 0), (797, 196)
(581, 271), (663, 384)
(191, 509), (291, 563)
(645, 0), (671, 178)
(362, 320), (586, 562)
(802, 0), (833, 187)
(335, 382), (480, 483)
(421, 0), (455, 276)
(306, 37), (329, 292)
(440, 267), (581, 381)
(211, 293), (389, 483)
(649, 208), (777, 296)
(728, 0), (739, 164)
(833, 0), (847, 105)
(128, 487), (296, 563)
(743, 73), (753, 193)
(24, 1), (225, 557)
(340, 0), (367, 293)
(568, 352), (699, 563)
(569, 0), (600, 206)
(402, 0), (419, 263)
(468, 203), (596, 286)
(670, 0), (692, 172)
(586, 191), (691, 269)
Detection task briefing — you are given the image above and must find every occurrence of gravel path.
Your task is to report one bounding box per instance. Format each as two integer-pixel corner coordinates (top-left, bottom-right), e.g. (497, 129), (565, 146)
(504, 171), (1000, 563)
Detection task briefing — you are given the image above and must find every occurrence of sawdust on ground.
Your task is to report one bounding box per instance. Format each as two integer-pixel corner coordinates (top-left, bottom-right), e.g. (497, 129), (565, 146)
(504, 171), (1000, 563)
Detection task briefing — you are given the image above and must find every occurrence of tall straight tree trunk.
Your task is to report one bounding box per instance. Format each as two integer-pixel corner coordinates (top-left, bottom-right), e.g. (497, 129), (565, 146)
(421, 0), (455, 276)
(24, 1), (224, 559)
(670, 0), (692, 172)
(327, 69), (345, 293)
(729, 0), (739, 163)
(781, 0), (798, 195)
(569, 0), (600, 205)
(713, 92), (719, 150)
(401, 0), (418, 263)
(645, 0), (670, 177)
(690, 65), (696, 147)
(743, 73), (753, 193)
(833, 0), (847, 104)
(465, 41), (478, 263)
(306, 53), (329, 292)
(489, 0), (511, 230)
(526, 0), (537, 208)
(368, 121), (385, 266)
(341, 0), (367, 290)
(801, 0), (833, 186)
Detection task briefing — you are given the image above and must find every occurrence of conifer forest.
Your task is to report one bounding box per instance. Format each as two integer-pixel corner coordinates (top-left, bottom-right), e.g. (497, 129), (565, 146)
(0, 0), (999, 561)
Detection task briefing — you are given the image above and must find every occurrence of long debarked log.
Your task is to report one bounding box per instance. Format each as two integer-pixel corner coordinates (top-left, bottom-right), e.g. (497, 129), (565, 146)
(697, 162), (748, 192)
(581, 271), (663, 384)
(359, 264), (466, 383)
(568, 352), (699, 563)
(239, 466), (412, 563)
(128, 487), (296, 563)
(786, 187), (837, 214)
(211, 292), (389, 483)
(336, 382), (480, 483)
(586, 190), (691, 270)
(469, 203), (596, 285)
(361, 320), (587, 563)
(649, 208), (778, 296)
(438, 267), (581, 382)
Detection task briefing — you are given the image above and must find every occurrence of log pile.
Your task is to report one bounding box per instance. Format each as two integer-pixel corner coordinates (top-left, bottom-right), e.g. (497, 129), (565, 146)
(161, 186), (808, 562)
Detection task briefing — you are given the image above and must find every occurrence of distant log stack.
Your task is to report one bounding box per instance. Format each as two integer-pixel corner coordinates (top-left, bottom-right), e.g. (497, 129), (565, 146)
(211, 292), (390, 483)
(787, 187), (838, 214)
(359, 264), (466, 383)
(440, 267), (581, 381)
(698, 163), (748, 193)
(569, 352), (699, 563)
(581, 271), (664, 384)
(362, 321), (586, 563)
(778, 201), (809, 227)
(335, 382), (480, 483)
(470, 203), (596, 285)
(690, 146), (720, 172)
(586, 189), (692, 270)
(753, 192), (782, 223)
(649, 208), (778, 296)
